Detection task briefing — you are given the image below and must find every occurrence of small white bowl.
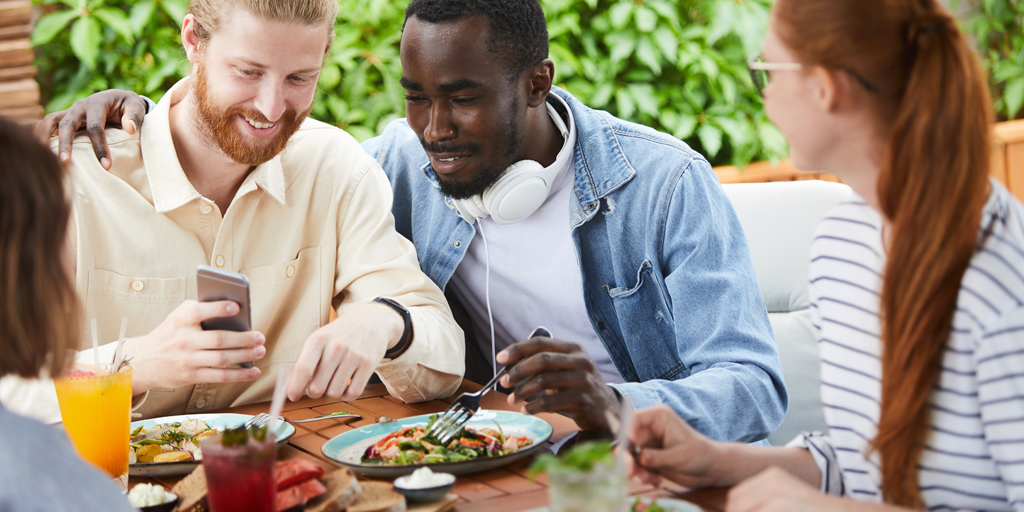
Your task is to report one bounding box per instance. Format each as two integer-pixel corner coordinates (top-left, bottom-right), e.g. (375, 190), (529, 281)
(393, 472), (456, 503)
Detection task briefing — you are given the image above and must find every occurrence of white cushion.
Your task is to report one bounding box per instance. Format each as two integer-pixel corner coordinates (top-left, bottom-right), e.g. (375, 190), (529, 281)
(722, 181), (852, 445)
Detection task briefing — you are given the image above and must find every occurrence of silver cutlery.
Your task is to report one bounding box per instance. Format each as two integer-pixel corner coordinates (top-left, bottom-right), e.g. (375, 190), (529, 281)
(425, 326), (552, 445)
(289, 412), (362, 423)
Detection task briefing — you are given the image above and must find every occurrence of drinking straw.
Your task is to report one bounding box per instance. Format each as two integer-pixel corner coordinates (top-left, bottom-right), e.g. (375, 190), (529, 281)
(267, 363), (292, 433)
(90, 318), (99, 369)
(113, 317), (128, 371)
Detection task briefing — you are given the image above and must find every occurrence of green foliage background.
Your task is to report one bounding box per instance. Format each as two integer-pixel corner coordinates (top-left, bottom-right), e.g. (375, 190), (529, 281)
(32, 0), (783, 167)
(955, 0), (1024, 121)
(30, 0), (1024, 167)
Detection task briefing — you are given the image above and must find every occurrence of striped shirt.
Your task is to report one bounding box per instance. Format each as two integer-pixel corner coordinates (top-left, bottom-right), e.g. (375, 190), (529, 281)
(793, 179), (1024, 511)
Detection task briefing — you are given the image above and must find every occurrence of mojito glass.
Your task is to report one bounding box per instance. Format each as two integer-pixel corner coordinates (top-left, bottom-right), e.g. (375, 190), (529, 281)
(200, 432), (277, 512)
(547, 459), (628, 512)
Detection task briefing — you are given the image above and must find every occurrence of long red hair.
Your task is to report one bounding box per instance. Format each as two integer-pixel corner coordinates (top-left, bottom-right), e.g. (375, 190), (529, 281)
(773, 0), (993, 507)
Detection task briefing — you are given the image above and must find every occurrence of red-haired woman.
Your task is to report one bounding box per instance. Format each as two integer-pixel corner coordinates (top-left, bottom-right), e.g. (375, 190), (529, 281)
(628, 0), (1024, 510)
(0, 118), (135, 510)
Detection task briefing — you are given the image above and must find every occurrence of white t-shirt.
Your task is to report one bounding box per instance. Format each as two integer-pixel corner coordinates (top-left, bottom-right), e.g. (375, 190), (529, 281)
(448, 101), (623, 384)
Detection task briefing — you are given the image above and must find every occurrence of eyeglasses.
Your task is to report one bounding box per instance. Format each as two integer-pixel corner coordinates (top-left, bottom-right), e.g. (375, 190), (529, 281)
(747, 54), (879, 96)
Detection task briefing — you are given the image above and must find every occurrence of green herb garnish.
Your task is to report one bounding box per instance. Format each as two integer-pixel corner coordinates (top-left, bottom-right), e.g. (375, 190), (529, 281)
(528, 440), (615, 480)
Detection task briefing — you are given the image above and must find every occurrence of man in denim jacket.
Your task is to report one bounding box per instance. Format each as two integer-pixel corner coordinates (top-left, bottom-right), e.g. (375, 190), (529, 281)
(362, 0), (786, 440)
(42, 0), (786, 441)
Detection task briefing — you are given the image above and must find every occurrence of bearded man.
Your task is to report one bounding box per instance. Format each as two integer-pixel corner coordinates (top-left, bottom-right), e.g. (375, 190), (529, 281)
(0, 0), (465, 423)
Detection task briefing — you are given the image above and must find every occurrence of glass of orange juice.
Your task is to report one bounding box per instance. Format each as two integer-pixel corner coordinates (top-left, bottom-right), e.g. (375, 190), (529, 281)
(54, 362), (133, 489)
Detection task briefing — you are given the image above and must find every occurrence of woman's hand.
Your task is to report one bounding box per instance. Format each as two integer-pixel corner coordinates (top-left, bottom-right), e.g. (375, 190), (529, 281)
(627, 405), (729, 489)
(726, 467), (835, 512)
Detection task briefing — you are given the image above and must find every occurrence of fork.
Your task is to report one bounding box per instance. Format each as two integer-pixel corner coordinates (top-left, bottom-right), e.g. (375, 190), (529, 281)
(243, 413), (282, 431)
(426, 326), (552, 446)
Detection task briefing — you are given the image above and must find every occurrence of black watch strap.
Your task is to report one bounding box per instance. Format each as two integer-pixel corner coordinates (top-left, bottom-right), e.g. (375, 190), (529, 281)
(373, 297), (412, 359)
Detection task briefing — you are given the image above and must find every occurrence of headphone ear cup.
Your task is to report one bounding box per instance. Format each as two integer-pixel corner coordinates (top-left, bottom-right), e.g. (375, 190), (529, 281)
(483, 160), (550, 225)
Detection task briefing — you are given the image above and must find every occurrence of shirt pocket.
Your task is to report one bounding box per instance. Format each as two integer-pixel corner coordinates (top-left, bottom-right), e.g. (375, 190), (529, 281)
(240, 246), (321, 363)
(602, 260), (684, 380)
(86, 269), (186, 347)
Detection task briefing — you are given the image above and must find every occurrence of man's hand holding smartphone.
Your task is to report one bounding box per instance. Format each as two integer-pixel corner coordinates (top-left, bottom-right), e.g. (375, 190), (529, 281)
(121, 300), (266, 395)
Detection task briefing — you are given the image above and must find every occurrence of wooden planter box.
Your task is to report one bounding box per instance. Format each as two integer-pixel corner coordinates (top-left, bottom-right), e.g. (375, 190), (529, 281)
(714, 119), (1024, 205)
(0, 0), (41, 123)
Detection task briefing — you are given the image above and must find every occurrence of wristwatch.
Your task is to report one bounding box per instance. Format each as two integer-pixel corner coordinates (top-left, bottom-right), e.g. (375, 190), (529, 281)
(373, 297), (412, 359)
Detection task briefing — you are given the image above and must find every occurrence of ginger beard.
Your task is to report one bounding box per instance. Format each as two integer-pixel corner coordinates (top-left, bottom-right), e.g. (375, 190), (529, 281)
(191, 61), (311, 167)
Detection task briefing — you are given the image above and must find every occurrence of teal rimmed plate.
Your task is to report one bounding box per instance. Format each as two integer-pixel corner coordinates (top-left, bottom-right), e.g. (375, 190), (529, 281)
(128, 413), (295, 477)
(321, 410), (552, 477)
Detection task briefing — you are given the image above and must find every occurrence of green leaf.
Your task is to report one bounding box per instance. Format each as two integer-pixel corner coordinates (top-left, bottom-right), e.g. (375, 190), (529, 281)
(129, 0), (157, 34)
(616, 88), (636, 119)
(698, 123), (723, 157)
(160, 0), (188, 25)
(31, 9), (81, 46)
(70, 15), (102, 69)
(608, 2), (633, 30)
(629, 83), (659, 116)
(636, 37), (661, 75)
(591, 82), (614, 108)
(608, 34), (636, 66)
(319, 63), (342, 89)
(93, 7), (135, 44)
(1004, 78), (1024, 119)
(635, 7), (657, 33)
(653, 27), (678, 64)
(674, 115), (698, 139)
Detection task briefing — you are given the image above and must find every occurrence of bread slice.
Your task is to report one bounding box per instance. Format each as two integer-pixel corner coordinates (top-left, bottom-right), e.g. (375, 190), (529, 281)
(302, 468), (361, 512)
(345, 481), (406, 512)
(171, 466), (208, 512)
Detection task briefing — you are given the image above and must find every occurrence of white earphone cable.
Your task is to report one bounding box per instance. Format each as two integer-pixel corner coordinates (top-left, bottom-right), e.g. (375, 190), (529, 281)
(475, 219), (497, 380)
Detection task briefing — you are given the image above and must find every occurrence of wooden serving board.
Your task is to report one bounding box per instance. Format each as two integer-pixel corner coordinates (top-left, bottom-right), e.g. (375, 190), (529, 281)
(407, 494), (458, 512)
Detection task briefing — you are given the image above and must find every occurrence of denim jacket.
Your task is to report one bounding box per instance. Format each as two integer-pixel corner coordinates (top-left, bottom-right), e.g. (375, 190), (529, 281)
(363, 87), (788, 442)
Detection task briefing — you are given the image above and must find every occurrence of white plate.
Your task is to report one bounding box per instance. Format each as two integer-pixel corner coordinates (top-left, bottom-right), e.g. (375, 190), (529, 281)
(321, 410), (552, 477)
(129, 413), (295, 476)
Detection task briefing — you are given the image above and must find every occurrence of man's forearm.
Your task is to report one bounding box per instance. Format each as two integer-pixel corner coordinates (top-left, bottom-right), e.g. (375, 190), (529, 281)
(612, 363), (786, 443)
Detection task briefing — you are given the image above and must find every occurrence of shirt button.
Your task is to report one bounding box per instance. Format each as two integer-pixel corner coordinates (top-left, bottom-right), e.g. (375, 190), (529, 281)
(587, 203), (597, 211)
(454, 241), (462, 248)
(399, 386), (409, 392)
(200, 204), (213, 214)
(597, 321), (606, 330)
(381, 366), (394, 372)
(130, 280), (145, 292)
(195, 398), (207, 409)
(286, 265), (295, 278)
(216, 255), (225, 267)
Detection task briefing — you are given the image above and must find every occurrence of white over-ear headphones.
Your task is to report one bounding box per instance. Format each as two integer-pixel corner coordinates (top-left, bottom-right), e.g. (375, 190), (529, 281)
(453, 95), (576, 225)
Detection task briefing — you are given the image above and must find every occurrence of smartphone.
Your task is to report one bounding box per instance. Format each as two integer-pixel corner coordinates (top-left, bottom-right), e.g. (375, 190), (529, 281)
(196, 265), (254, 368)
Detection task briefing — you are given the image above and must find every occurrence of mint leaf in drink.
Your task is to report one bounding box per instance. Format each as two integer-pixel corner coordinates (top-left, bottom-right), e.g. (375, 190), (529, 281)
(528, 440), (615, 480)
(221, 427), (249, 447)
(251, 424), (268, 442)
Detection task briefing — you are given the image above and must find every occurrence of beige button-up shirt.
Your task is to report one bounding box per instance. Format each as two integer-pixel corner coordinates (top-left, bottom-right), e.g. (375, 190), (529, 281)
(0, 78), (464, 422)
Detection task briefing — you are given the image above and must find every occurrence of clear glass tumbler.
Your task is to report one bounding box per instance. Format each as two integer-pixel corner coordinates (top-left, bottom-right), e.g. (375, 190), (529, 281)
(547, 459), (628, 512)
(200, 432), (277, 512)
(54, 363), (133, 490)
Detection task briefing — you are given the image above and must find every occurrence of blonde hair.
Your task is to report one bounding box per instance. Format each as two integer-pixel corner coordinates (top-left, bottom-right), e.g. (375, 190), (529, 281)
(188, 0), (339, 52)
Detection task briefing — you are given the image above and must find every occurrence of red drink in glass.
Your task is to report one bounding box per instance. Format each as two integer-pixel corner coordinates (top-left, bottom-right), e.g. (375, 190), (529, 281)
(200, 433), (276, 512)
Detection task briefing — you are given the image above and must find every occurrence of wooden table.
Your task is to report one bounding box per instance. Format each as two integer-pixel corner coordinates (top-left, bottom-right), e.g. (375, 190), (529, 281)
(130, 380), (727, 512)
